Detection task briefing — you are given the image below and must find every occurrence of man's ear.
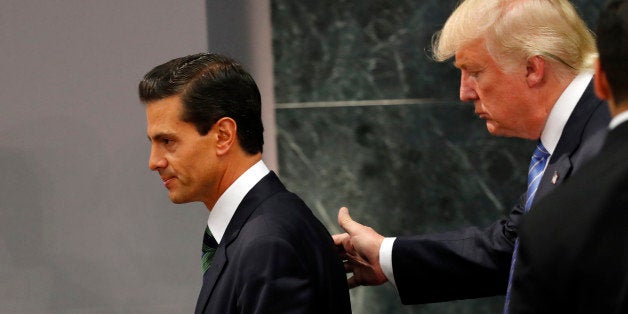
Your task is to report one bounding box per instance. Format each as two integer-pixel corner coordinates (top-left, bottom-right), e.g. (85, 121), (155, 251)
(594, 59), (613, 101)
(526, 55), (545, 87)
(214, 117), (237, 156)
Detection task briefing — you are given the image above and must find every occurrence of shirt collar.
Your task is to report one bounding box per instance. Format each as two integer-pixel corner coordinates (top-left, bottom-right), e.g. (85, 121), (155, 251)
(540, 72), (593, 154)
(609, 111), (628, 130)
(207, 160), (270, 244)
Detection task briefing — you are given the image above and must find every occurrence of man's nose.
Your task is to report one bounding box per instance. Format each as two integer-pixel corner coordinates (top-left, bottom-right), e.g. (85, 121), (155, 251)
(459, 79), (478, 102)
(148, 148), (167, 171)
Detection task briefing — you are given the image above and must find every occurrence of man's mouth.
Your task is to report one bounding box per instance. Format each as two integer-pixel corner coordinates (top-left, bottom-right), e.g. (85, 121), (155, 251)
(475, 112), (488, 119)
(161, 176), (176, 188)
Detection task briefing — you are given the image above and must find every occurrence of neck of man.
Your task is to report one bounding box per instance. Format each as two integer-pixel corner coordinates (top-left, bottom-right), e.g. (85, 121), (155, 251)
(527, 70), (576, 139)
(611, 100), (628, 117)
(203, 151), (263, 210)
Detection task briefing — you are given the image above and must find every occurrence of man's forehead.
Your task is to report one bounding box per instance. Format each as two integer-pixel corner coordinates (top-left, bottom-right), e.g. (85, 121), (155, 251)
(146, 99), (186, 132)
(454, 54), (478, 69)
(454, 40), (491, 68)
(146, 97), (183, 120)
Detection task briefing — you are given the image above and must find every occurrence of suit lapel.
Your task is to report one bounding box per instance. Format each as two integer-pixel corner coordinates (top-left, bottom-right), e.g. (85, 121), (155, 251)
(533, 82), (605, 205)
(220, 171), (285, 246)
(195, 172), (286, 313)
(194, 246), (228, 313)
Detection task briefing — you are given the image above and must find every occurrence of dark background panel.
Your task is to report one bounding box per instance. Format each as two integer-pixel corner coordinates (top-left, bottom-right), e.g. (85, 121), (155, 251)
(272, 1), (605, 313)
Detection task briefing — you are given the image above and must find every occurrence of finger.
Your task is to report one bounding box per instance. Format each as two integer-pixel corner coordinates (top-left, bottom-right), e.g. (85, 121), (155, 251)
(344, 261), (353, 273)
(337, 207), (364, 235)
(347, 275), (359, 289)
(336, 248), (351, 259)
(332, 233), (351, 256)
(341, 236), (355, 254)
(332, 233), (348, 247)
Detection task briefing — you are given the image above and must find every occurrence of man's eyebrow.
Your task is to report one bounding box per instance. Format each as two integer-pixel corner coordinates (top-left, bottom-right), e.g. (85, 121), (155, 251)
(453, 60), (465, 69)
(453, 61), (482, 71)
(147, 132), (173, 142)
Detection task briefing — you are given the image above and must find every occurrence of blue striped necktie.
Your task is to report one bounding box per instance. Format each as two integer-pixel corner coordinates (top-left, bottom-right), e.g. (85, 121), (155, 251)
(201, 226), (218, 274)
(504, 141), (550, 313)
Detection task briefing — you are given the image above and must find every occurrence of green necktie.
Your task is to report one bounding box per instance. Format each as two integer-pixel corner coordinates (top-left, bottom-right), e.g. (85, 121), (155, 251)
(201, 226), (218, 274)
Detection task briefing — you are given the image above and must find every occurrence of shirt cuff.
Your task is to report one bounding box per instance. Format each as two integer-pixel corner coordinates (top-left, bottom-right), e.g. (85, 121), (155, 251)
(379, 237), (397, 288)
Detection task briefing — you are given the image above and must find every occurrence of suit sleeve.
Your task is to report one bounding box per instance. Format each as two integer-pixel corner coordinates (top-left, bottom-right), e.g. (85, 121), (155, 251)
(389, 85), (609, 305)
(392, 194), (525, 304)
(236, 235), (316, 313)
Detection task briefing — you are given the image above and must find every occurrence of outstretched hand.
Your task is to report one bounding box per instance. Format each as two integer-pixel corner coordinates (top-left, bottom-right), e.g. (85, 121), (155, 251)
(332, 207), (388, 288)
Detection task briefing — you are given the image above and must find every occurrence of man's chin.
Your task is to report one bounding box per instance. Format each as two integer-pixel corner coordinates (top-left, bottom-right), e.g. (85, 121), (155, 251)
(486, 124), (522, 138)
(485, 124), (509, 138)
(485, 122), (500, 136)
(168, 193), (189, 204)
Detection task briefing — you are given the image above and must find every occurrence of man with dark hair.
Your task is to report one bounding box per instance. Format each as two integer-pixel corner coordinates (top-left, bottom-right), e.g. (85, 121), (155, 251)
(139, 53), (351, 314)
(510, 1), (628, 312)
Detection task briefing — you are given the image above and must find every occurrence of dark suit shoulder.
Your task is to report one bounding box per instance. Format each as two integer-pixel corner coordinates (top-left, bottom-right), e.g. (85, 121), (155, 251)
(222, 174), (351, 313)
(515, 146), (628, 313)
(244, 189), (329, 239)
(520, 127), (628, 275)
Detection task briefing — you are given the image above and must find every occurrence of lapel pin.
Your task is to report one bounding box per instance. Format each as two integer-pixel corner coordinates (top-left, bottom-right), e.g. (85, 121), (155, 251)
(551, 171), (559, 185)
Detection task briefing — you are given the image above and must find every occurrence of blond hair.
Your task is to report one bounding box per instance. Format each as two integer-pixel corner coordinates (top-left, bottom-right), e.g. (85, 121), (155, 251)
(432, 0), (597, 76)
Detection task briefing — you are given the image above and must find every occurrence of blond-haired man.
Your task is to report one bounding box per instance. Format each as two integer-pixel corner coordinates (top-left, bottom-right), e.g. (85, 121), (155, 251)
(334, 0), (610, 312)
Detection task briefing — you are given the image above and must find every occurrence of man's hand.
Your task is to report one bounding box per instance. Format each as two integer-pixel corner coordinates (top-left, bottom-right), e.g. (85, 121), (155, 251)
(332, 207), (388, 288)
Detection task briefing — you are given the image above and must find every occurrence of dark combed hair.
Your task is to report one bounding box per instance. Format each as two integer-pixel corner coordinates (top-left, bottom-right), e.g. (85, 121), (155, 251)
(597, 0), (628, 104)
(139, 53), (264, 154)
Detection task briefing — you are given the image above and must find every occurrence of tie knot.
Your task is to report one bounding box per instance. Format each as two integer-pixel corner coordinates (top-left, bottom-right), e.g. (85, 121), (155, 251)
(532, 141), (549, 160)
(202, 226), (218, 274)
(202, 226), (218, 254)
(525, 140), (551, 212)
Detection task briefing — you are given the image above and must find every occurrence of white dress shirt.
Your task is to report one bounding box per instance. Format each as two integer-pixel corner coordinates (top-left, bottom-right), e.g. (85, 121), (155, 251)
(609, 110), (628, 130)
(379, 72), (594, 288)
(207, 160), (270, 244)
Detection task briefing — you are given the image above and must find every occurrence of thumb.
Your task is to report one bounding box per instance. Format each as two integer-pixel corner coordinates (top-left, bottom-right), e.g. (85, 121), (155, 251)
(338, 207), (363, 235)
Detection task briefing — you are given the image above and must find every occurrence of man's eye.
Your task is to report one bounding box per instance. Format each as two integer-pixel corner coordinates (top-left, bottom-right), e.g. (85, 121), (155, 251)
(163, 139), (173, 145)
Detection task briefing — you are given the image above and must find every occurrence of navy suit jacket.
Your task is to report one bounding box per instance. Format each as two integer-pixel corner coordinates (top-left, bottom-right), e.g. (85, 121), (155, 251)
(195, 172), (351, 314)
(391, 83), (610, 304)
(511, 121), (628, 314)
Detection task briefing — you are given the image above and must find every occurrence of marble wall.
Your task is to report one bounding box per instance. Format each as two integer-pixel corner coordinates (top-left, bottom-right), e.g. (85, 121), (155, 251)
(271, 1), (604, 313)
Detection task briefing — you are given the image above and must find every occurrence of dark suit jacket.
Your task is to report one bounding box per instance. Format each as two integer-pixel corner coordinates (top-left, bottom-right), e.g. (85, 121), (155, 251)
(510, 121), (628, 314)
(195, 172), (351, 314)
(391, 83), (610, 304)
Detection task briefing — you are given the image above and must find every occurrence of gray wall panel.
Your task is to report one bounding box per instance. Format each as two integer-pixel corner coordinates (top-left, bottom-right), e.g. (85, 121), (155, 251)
(2, 1), (209, 312)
